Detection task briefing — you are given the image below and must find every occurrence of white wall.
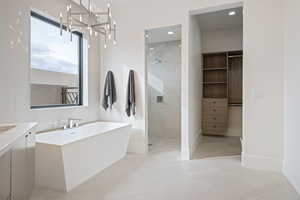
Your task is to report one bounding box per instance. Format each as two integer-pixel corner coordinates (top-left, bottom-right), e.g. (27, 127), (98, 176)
(283, 0), (300, 194)
(147, 41), (181, 141)
(0, 0), (101, 131)
(202, 27), (243, 53)
(186, 15), (203, 158)
(241, 0), (284, 171)
(99, 0), (285, 169)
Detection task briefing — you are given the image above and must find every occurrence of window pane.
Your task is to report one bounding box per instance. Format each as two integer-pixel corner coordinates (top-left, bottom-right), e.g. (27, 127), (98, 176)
(30, 13), (82, 108)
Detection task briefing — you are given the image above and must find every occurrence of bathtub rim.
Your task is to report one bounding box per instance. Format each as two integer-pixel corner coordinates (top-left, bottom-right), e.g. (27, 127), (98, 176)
(36, 121), (132, 147)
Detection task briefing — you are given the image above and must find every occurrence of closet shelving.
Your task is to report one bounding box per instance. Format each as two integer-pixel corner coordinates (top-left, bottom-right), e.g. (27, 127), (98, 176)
(202, 51), (243, 101)
(202, 52), (228, 99)
(202, 51), (243, 136)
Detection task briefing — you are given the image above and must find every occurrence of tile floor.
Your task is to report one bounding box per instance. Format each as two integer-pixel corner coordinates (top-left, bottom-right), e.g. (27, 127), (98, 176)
(193, 136), (241, 159)
(30, 136), (300, 200)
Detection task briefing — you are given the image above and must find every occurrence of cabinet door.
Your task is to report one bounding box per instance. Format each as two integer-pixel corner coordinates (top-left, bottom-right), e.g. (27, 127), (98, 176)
(0, 151), (11, 200)
(11, 135), (28, 200)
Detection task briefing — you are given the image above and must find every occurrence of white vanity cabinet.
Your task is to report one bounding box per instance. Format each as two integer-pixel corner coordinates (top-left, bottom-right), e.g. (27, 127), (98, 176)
(0, 129), (35, 200)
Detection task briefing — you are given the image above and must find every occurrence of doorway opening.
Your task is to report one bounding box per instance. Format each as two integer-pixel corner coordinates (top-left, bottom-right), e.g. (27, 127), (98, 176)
(145, 25), (182, 159)
(191, 6), (243, 159)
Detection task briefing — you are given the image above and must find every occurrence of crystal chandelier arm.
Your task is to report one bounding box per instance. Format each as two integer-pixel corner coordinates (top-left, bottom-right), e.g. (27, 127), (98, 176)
(71, 23), (87, 27)
(73, 18), (89, 27)
(94, 29), (106, 35)
(91, 22), (109, 28)
(69, 12), (89, 16)
(94, 12), (110, 16)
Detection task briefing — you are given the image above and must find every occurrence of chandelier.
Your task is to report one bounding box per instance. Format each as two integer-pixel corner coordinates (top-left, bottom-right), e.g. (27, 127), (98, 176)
(59, 0), (116, 48)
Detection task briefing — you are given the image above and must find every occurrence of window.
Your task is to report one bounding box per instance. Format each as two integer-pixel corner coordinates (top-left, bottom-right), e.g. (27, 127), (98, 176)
(30, 11), (83, 109)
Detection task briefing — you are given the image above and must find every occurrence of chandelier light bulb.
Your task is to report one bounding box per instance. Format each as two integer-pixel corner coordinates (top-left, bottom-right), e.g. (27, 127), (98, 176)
(79, 14), (82, 22)
(113, 40), (117, 45)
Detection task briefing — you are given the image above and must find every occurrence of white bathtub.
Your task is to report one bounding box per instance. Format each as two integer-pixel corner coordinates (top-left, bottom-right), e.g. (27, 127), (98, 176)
(35, 122), (131, 192)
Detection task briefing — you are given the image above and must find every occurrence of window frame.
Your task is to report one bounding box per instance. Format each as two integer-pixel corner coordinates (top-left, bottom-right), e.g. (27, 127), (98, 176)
(30, 11), (84, 109)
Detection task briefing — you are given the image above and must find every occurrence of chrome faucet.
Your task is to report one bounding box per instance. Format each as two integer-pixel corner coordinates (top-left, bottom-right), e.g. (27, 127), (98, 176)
(64, 118), (82, 129)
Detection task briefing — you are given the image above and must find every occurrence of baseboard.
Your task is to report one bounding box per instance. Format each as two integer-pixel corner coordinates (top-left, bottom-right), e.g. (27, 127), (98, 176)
(127, 141), (146, 154)
(179, 130), (202, 160)
(190, 130), (202, 158)
(242, 153), (282, 172)
(283, 167), (300, 195)
(181, 149), (190, 160)
(127, 129), (147, 154)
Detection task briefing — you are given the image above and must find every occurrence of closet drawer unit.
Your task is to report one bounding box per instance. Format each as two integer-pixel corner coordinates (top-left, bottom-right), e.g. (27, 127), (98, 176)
(202, 98), (228, 136)
(202, 114), (227, 123)
(203, 98), (228, 108)
(202, 106), (228, 115)
(202, 123), (227, 135)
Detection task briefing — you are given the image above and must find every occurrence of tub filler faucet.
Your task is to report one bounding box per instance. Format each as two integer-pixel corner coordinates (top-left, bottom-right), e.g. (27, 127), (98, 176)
(64, 118), (82, 129)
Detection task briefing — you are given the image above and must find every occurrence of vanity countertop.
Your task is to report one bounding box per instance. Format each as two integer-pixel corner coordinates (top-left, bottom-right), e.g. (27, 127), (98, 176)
(0, 123), (37, 156)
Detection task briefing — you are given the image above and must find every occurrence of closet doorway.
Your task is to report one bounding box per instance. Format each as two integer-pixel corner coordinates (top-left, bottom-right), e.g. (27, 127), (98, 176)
(191, 6), (243, 159)
(145, 25), (182, 159)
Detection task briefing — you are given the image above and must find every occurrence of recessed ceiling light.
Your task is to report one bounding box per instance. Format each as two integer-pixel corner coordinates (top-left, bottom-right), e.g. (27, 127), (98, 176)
(229, 11), (236, 16)
(168, 31), (175, 35)
(145, 34), (149, 38)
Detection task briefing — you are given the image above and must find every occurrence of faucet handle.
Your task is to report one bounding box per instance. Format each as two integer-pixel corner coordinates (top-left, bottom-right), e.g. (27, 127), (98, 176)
(75, 122), (80, 128)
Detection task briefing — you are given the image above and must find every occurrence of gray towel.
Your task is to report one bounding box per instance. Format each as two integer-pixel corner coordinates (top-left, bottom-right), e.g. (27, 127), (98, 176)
(126, 70), (136, 117)
(102, 71), (117, 110)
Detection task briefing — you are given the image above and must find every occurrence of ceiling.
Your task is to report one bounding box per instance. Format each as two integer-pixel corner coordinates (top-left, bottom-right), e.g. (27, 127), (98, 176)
(146, 25), (181, 44)
(196, 7), (243, 32)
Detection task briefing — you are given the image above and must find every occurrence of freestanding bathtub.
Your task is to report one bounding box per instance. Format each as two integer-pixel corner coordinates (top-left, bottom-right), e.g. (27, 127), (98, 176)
(35, 122), (131, 192)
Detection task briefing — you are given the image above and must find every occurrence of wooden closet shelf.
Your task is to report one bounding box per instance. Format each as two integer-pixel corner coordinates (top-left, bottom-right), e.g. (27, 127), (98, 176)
(203, 67), (227, 71)
(228, 103), (243, 106)
(228, 55), (243, 58)
(203, 82), (227, 85)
